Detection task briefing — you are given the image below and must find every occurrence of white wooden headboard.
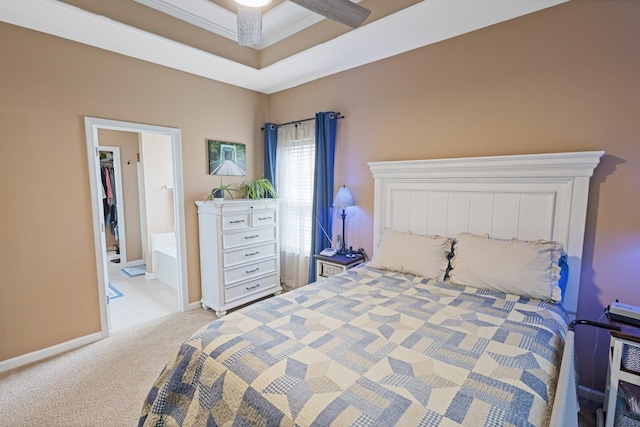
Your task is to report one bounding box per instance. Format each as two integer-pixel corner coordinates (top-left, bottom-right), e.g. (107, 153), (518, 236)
(368, 151), (604, 317)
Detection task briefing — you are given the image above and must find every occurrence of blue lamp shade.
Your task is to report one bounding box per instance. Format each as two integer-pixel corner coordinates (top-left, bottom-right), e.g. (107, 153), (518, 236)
(333, 186), (355, 208)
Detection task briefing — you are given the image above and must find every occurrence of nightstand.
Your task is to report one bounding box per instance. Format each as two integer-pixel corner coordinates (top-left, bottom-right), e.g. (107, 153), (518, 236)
(604, 316), (640, 426)
(314, 253), (364, 281)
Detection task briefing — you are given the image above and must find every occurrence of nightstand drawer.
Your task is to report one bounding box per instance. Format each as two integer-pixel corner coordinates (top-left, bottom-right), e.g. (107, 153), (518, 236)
(623, 344), (640, 374)
(319, 262), (344, 278)
(314, 253), (364, 282)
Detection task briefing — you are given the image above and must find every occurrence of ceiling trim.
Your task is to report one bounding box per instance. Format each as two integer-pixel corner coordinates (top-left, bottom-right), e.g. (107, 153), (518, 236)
(134, 0), (361, 49)
(0, 0), (569, 94)
(255, 1), (329, 49)
(134, 0), (239, 43)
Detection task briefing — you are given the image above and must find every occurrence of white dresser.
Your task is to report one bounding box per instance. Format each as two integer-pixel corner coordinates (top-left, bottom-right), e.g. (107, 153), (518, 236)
(195, 199), (281, 316)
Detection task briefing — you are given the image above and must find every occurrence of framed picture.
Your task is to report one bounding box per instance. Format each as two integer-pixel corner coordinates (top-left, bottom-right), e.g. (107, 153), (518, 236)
(207, 140), (247, 176)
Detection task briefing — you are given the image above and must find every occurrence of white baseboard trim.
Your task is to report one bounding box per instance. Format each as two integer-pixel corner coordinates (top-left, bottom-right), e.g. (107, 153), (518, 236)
(125, 259), (145, 268)
(145, 272), (156, 280)
(0, 331), (103, 374)
(187, 301), (202, 311)
(578, 384), (604, 404)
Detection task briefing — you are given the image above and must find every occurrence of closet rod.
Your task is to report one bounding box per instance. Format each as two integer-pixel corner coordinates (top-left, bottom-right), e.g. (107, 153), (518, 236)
(261, 112), (343, 131)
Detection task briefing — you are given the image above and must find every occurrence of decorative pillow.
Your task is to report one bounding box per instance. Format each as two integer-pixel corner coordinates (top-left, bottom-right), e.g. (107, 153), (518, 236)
(368, 228), (452, 281)
(449, 233), (564, 302)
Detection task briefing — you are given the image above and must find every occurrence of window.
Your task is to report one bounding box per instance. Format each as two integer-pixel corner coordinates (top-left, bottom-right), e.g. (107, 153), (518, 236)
(276, 121), (315, 288)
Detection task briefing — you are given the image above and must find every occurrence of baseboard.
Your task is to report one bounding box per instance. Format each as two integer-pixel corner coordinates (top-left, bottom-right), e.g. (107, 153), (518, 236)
(187, 301), (202, 311)
(0, 331), (103, 374)
(578, 384), (605, 404)
(125, 259), (145, 268)
(2, 305), (210, 373)
(145, 272), (157, 280)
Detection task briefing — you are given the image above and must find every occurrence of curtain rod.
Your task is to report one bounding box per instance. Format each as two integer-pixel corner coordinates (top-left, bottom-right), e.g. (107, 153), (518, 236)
(261, 112), (344, 130)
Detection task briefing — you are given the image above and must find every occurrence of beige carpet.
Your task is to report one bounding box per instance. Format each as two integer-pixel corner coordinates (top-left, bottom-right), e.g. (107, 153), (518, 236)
(0, 309), (217, 427)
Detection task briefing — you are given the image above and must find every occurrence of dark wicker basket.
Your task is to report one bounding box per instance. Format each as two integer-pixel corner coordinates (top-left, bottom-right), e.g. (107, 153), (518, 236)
(622, 344), (640, 374)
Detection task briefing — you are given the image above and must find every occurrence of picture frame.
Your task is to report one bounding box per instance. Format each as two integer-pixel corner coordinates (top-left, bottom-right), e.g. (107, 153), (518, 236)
(207, 140), (247, 176)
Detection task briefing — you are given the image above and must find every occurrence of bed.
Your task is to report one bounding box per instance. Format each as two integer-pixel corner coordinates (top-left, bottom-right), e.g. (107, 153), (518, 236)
(139, 151), (603, 427)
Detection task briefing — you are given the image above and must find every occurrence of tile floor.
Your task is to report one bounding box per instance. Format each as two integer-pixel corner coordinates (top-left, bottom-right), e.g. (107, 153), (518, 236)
(107, 250), (178, 333)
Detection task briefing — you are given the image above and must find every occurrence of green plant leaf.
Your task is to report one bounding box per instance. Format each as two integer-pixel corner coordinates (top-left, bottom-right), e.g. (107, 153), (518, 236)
(205, 178), (240, 201)
(241, 177), (276, 199)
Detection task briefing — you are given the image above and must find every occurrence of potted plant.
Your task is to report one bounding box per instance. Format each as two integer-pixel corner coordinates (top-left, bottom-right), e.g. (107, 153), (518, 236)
(205, 178), (240, 201)
(240, 177), (276, 199)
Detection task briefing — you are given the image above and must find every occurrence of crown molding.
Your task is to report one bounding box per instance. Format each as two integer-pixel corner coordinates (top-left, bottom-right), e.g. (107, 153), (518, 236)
(133, 0), (360, 49)
(0, 0), (570, 94)
(135, 0), (238, 42)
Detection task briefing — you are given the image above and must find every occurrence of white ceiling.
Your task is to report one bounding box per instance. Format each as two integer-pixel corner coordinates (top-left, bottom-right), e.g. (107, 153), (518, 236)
(0, 0), (569, 94)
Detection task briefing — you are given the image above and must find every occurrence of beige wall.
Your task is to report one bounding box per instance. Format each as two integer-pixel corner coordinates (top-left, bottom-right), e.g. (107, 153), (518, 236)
(1, 0), (638, 393)
(267, 1), (640, 391)
(0, 22), (267, 361)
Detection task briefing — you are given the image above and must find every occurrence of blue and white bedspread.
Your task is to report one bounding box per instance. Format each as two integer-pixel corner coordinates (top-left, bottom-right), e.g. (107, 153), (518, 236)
(140, 266), (568, 426)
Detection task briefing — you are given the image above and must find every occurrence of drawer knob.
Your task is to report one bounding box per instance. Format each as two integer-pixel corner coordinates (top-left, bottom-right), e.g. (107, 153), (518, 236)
(246, 284), (260, 290)
(245, 251), (260, 256)
(258, 216), (272, 221)
(229, 219), (245, 224)
(246, 267), (260, 273)
(245, 235), (259, 239)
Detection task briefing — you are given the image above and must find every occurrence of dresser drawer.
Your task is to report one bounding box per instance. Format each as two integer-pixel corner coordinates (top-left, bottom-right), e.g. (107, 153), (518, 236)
(221, 201), (279, 213)
(225, 274), (279, 303)
(223, 227), (276, 249)
(252, 210), (276, 227)
(224, 258), (277, 285)
(223, 242), (277, 267)
(221, 213), (250, 231)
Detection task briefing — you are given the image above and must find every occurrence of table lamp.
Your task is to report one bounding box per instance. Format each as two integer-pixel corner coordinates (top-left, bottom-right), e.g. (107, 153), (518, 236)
(333, 185), (355, 255)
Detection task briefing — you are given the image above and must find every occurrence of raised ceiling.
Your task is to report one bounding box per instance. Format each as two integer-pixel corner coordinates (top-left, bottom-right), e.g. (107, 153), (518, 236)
(1, 0), (569, 94)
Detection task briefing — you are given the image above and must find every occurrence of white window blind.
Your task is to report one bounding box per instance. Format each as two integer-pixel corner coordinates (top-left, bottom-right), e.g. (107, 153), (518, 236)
(276, 121), (315, 289)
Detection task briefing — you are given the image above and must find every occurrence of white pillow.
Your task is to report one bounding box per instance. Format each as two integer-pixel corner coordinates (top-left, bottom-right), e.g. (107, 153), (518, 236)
(449, 233), (563, 302)
(368, 228), (452, 281)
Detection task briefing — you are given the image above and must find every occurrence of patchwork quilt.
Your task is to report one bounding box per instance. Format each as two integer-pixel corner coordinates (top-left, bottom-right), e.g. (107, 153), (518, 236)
(139, 266), (568, 426)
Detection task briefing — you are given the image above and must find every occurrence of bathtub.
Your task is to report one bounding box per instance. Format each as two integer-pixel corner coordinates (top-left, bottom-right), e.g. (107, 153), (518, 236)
(151, 232), (178, 290)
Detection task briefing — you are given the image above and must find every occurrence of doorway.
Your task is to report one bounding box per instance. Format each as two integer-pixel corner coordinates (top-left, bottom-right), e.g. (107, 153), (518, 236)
(85, 117), (188, 337)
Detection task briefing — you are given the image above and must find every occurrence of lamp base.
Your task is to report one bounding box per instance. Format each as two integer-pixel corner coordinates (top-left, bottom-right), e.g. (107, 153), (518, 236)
(342, 245), (355, 257)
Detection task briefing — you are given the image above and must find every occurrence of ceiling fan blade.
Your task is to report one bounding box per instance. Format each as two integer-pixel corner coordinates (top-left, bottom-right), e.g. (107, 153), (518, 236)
(289, 0), (371, 28)
(237, 5), (262, 46)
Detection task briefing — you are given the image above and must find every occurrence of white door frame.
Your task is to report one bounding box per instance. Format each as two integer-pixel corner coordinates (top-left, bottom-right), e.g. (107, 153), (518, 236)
(84, 117), (188, 338)
(98, 146), (129, 267)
